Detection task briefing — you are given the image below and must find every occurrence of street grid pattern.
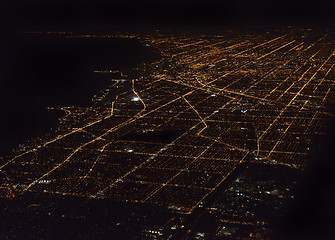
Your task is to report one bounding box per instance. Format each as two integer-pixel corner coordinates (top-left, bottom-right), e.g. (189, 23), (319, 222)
(1, 28), (334, 213)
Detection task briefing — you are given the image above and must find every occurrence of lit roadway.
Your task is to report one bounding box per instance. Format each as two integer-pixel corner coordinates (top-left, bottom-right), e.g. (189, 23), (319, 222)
(1, 27), (335, 213)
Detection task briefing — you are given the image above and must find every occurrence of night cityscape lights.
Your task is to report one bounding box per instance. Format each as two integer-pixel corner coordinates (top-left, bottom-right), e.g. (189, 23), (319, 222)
(1, 26), (335, 239)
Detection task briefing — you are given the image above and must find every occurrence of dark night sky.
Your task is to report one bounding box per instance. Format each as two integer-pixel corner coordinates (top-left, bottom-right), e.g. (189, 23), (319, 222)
(2, 0), (335, 31)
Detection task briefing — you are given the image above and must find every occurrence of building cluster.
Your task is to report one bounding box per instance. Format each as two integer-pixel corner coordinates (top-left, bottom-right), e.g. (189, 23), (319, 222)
(1, 26), (335, 238)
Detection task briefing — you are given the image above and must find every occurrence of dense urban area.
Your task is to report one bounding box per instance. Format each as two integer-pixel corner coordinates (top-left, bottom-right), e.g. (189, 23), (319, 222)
(1, 26), (335, 239)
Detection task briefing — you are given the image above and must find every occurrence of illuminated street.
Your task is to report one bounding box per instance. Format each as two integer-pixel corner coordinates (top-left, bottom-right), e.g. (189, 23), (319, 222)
(1, 26), (335, 238)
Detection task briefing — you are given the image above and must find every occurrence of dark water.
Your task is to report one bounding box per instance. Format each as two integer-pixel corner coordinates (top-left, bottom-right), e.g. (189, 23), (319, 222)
(1, 33), (160, 155)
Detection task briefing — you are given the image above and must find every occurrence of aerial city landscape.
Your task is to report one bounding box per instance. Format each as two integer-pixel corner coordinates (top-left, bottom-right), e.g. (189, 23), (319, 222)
(1, 23), (335, 239)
